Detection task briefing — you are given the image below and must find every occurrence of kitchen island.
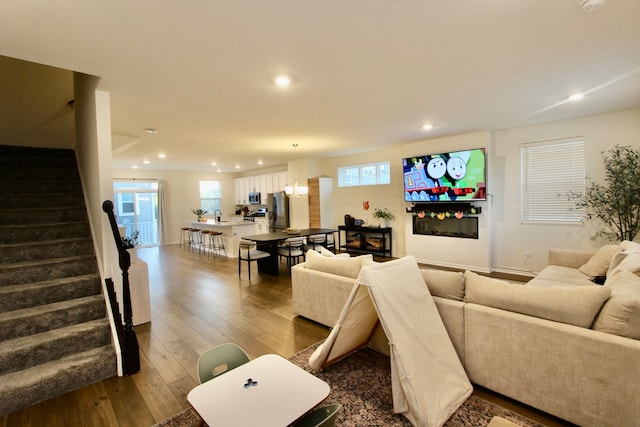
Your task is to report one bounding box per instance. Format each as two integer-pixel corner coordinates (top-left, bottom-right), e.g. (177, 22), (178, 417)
(189, 220), (257, 258)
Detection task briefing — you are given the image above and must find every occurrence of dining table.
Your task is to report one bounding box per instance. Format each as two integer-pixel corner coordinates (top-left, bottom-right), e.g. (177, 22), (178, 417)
(187, 354), (330, 427)
(242, 228), (338, 275)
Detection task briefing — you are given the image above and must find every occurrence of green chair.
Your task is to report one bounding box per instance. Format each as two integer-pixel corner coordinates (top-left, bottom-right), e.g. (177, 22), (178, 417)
(292, 403), (342, 427)
(197, 343), (250, 384)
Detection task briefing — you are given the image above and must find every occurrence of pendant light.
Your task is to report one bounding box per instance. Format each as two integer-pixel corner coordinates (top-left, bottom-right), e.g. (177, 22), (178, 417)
(285, 144), (309, 197)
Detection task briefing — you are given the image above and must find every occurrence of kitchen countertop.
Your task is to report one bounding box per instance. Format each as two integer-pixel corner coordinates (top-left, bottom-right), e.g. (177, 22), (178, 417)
(190, 220), (256, 228)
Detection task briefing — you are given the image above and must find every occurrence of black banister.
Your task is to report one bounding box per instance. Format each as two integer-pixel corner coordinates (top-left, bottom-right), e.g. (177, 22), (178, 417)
(102, 200), (140, 375)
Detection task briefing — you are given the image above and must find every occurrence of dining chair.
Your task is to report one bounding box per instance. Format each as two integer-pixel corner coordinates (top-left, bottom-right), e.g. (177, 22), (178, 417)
(238, 239), (271, 281)
(306, 234), (326, 252)
(197, 343), (251, 384)
(292, 403), (342, 427)
(278, 236), (306, 269)
(325, 233), (336, 253)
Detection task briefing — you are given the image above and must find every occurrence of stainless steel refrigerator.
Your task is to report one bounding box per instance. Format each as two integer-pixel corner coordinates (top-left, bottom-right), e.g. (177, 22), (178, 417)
(267, 191), (290, 232)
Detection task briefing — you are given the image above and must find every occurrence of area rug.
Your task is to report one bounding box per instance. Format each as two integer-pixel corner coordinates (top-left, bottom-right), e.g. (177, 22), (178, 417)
(154, 343), (543, 427)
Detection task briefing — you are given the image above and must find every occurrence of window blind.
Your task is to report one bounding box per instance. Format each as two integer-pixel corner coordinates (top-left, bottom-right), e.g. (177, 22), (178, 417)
(521, 138), (585, 223)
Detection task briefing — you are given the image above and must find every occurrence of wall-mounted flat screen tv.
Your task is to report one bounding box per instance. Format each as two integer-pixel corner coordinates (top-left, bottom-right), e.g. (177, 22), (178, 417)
(403, 148), (486, 202)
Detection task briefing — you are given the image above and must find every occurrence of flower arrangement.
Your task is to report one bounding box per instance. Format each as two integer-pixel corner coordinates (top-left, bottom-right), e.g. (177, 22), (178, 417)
(372, 208), (395, 221)
(122, 230), (140, 249)
(192, 208), (208, 221)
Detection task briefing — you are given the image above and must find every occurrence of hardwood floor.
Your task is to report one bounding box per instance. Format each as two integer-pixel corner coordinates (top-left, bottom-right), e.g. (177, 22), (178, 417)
(1, 245), (570, 427)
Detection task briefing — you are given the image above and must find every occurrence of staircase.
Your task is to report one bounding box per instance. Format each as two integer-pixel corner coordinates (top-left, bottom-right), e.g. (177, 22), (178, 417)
(0, 145), (117, 416)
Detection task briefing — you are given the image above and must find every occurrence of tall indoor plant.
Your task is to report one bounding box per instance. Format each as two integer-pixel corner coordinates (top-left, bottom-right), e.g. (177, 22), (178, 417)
(576, 145), (640, 242)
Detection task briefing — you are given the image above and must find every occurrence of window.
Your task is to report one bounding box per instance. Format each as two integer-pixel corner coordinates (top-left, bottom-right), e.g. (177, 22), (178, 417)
(113, 180), (159, 245)
(520, 138), (585, 223)
(338, 161), (391, 187)
(200, 180), (222, 213)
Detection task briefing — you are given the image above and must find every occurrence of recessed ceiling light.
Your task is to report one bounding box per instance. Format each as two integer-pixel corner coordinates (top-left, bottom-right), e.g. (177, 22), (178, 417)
(422, 123), (434, 131)
(132, 165), (138, 169)
(568, 93), (584, 101)
(258, 160), (263, 165)
(235, 165), (240, 169)
(158, 153), (166, 158)
(211, 161), (217, 166)
(143, 160), (150, 164)
(144, 128), (158, 134)
(274, 75), (291, 88)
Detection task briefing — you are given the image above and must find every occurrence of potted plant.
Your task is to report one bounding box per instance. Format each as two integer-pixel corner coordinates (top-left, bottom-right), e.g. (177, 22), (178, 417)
(372, 208), (395, 227)
(122, 230), (140, 261)
(192, 208), (209, 222)
(575, 145), (640, 242)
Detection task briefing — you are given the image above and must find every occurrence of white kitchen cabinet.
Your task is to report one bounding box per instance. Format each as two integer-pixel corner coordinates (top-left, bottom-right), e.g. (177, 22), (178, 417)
(254, 218), (269, 234)
(235, 171), (289, 205)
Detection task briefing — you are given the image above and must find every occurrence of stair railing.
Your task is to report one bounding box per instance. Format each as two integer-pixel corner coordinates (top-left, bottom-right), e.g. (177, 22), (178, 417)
(102, 200), (140, 375)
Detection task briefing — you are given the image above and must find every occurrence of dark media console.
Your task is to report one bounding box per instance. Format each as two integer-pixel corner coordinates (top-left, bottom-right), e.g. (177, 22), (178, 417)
(338, 225), (392, 258)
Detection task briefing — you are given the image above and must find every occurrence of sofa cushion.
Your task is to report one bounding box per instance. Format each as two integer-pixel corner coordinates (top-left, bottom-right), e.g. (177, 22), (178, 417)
(593, 270), (640, 339)
(305, 249), (373, 278)
(608, 252), (640, 278)
(607, 241), (640, 276)
(528, 265), (594, 287)
(465, 270), (611, 328)
(578, 244), (622, 277)
(420, 269), (465, 301)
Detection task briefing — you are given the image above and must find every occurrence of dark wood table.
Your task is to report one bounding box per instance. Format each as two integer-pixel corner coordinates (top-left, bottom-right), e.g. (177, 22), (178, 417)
(242, 228), (338, 275)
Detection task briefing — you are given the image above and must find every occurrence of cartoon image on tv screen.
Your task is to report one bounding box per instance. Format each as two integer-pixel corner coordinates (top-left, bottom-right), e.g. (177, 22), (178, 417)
(403, 148), (486, 202)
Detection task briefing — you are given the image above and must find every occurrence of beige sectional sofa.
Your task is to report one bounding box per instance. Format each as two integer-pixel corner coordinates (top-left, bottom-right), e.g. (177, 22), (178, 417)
(291, 243), (640, 427)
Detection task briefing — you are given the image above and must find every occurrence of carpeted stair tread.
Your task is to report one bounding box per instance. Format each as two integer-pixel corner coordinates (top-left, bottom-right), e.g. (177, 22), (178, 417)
(0, 222), (90, 244)
(0, 167), (79, 181)
(0, 254), (98, 286)
(0, 274), (101, 312)
(0, 179), (82, 194)
(0, 318), (112, 376)
(2, 193), (86, 210)
(0, 344), (117, 416)
(0, 237), (94, 264)
(0, 295), (106, 341)
(0, 207), (87, 226)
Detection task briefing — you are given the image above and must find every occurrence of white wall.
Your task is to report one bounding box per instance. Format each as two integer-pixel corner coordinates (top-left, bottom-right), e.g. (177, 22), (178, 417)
(112, 168), (237, 245)
(111, 107), (640, 274)
(319, 146), (405, 257)
(403, 132), (493, 271)
(492, 107), (640, 274)
(317, 108), (640, 274)
(73, 74), (115, 277)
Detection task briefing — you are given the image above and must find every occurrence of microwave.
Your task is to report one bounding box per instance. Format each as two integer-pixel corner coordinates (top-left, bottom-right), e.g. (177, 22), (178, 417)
(248, 192), (261, 204)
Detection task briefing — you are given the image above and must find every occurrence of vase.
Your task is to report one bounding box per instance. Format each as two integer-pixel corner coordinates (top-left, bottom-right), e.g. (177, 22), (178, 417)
(127, 248), (138, 262)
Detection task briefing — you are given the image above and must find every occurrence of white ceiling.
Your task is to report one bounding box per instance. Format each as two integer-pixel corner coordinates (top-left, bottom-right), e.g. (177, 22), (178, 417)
(1, 0), (639, 172)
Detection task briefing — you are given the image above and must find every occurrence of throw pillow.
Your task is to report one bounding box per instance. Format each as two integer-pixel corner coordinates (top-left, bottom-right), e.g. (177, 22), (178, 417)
(607, 241), (640, 275)
(420, 269), (465, 301)
(578, 244), (622, 277)
(465, 270), (611, 328)
(593, 270), (640, 339)
(305, 249), (373, 278)
(608, 253), (640, 278)
(316, 246), (350, 258)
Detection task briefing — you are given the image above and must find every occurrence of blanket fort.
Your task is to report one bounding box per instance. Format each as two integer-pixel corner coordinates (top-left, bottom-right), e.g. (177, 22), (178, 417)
(309, 256), (472, 427)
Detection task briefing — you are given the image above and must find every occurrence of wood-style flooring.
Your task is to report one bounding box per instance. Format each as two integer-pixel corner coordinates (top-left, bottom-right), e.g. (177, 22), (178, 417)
(0, 245), (570, 427)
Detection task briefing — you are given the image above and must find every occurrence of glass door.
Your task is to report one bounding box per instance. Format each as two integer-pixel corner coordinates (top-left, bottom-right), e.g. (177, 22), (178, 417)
(113, 180), (159, 246)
